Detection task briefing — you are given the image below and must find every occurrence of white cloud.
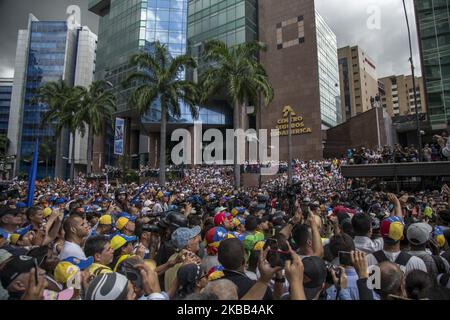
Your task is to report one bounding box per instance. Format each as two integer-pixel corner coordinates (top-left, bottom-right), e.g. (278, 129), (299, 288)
(316, 0), (421, 78)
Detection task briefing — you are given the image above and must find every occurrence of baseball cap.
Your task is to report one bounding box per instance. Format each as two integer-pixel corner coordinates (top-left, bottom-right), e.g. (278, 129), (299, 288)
(407, 222), (432, 246)
(214, 212), (232, 226)
(302, 256), (327, 300)
(115, 215), (136, 230)
(214, 206), (227, 214)
(434, 226), (446, 248)
(423, 207), (433, 219)
(380, 216), (405, 244)
(99, 215), (113, 225)
(110, 234), (137, 251)
(15, 202), (27, 209)
(54, 261), (80, 284)
(1, 255), (36, 288)
(63, 256), (94, 270)
(171, 226), (201, 250)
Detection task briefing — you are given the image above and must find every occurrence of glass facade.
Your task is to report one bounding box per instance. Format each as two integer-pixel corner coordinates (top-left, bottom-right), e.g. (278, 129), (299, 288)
(415, 0), (450, 128)
(316, 11), (341, 127)
(187, 0), (258, 62)
(20, 21), (69, 177)
(0, 80), (13, 135)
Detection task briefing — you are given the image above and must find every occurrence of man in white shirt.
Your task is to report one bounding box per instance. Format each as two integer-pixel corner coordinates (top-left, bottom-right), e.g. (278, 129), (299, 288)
(60, 215), (90, 260)
(366, 194), (427, 274)
(351, 212), (383, 254)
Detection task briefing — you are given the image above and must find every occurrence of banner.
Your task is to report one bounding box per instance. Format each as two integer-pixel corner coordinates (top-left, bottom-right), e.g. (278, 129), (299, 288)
(114, 117), (125, 156)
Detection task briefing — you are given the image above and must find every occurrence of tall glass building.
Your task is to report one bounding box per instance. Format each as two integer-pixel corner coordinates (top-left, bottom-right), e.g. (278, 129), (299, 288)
(187, 0), (258, 62)
(0, 79), (13, 136)
(316, 11), (341, 128)
(414, 0), (450, 129)
(8, 14), (96, 178)
(89, 0), (232, 169)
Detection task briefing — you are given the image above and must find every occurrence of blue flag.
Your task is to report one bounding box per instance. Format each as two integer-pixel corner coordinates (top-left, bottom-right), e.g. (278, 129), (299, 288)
(26, 139), (39, 207)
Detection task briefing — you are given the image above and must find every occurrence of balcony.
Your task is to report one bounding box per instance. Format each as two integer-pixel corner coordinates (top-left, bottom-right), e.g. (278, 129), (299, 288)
(88, 0), (111, 17)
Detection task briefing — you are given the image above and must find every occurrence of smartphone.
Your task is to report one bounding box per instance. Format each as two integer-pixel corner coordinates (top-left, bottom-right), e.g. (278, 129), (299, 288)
(338, 251), (353, 267)
(300, 204), (309, 220)
(33, 258), (39, 283)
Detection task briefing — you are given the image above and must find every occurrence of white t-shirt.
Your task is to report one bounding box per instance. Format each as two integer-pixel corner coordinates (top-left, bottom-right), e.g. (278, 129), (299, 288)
(59, 241), (86, 260)
(353, 236), (384, 254)
(367, 250), (427, 274)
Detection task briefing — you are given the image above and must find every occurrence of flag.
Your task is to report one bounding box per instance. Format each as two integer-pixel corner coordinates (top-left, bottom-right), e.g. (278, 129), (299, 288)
(27, 139), (39, 207)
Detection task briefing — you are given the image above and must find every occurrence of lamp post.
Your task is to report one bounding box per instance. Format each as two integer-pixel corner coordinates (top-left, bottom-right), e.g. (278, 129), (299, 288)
(288, 111), (293, 186)
(402, 0), (423, 162)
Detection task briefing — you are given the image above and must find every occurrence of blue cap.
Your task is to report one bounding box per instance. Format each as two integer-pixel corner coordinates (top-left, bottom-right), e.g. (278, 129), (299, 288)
(171, 226), (201, 250)
(49, 196), (56, 202)
(16, 202), (27, 209)
(163, 192), (171, 197)
(117, 212), (136, 222)
(55, 198), (66, 205)
(63, 256), (94, 270)
(14, 224), (33, 237)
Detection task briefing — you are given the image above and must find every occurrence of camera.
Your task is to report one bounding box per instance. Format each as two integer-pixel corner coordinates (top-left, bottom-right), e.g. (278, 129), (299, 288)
(141, 224), (160, 233)
(325, 261), (342, 285)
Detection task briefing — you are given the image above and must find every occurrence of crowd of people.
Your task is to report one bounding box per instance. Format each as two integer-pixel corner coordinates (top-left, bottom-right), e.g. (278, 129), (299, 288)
(1, 153), (450, 301)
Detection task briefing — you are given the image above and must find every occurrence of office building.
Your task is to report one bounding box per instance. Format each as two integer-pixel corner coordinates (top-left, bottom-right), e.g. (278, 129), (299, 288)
(7, 14), (96, 178)
(379, 74), (426, 117)
(414, 0), (450, 130)
(0, 78), (13, 136)
(338, 45), (379, 122)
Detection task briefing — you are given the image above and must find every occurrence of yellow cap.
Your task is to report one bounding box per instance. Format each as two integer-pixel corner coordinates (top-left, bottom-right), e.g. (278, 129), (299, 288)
(99, 215), (112, 225)
(43, 207), (52, 218)
(113, 254), (131, 272)
(253, 241), (265, 251)
(157, 191), (164, 199)
(10, 234), (20, 245)
(54, 262), (80, 284)
(115, 217), (129, 230)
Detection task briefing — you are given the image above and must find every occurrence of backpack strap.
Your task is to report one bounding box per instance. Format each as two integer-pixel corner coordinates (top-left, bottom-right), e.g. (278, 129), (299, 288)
(373, 250), (389, 264)
(395, 251), (412, 267)
(431, 255), (448, 275)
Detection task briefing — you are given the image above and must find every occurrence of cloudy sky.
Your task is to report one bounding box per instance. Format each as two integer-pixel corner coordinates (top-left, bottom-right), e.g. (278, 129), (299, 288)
(0, 0), (421, 79)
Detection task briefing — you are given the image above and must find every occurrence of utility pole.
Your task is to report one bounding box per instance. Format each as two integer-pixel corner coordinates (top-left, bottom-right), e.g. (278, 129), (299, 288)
(402, 0), (423, 162)
(288, 111), (293, 186)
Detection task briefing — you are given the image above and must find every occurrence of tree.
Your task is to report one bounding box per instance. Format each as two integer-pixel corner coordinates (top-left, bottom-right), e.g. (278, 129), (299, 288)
(200, 40), (274, 188)
(123, 41), (199, 186)
(37, 80), (85, 183)
(0, 135), (9, 155)
(76, 81), (117, 175)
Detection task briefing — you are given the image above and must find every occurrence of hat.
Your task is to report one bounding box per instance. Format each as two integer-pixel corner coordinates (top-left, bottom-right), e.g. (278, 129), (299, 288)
(43, 288), (75, 301)
(0, 206), (20, 218)
(115, 215), (135, 230)
(15, 202), (27, 209)
(43, 207), (52, 218)
(110, 234), (137, 251)
(214, 206), (227, 214)
(63, 256), (94, 270)
(302, 256), (327, 300)
(171, 226), (201, 250)
(177, 263), (202, 289)
(407, 222), (432, 246)
(55, 198), (66, 205)
(434, 226), (446, 248)
(156, 191), (164, 199)
(207, 265), (224, 281)
(423, 207), (433, 219)
(0, 249), (12, 265)
(99, 215), (113, 225)
(205, 227), (228, 255)
(214, 212), (232, 226)
(1, 255), (36, 288)
(54, 261), (80, 285)
(380, 216), (405, 243)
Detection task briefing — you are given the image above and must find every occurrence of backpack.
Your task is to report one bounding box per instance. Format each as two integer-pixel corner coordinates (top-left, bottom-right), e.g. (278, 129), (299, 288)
(372, 250), (412, 272)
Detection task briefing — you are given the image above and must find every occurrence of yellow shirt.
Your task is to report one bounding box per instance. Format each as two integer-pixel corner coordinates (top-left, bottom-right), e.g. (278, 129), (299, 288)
(89, 263), (113, 276)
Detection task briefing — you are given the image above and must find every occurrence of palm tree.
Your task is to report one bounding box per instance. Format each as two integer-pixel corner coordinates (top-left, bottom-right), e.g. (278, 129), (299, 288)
(123, 41), (199, 186)
(39, 138), (56, 178)
(37, 80), (85, 183)
(76, 81), (117, 175)
(200, 40), (274, 188)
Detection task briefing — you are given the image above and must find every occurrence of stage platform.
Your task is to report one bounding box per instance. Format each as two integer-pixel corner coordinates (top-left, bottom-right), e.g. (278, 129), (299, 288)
(340, 161), (450, 178)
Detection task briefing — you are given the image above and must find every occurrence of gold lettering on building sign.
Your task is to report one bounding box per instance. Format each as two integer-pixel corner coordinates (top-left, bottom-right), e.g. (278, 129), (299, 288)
(271, 106), (312, 137)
